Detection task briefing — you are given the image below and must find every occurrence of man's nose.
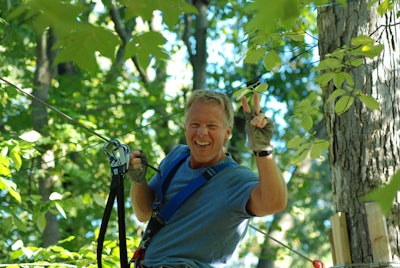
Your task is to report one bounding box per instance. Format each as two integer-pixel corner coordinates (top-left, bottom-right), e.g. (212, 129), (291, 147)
(197, 126), (208, 135)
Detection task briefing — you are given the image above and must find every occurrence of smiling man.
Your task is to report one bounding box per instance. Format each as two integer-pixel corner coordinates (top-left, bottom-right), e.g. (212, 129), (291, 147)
(128, 90), (287, 268)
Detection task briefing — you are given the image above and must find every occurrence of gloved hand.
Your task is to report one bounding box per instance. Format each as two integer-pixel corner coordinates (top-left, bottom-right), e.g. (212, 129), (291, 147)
(242, 94), (275, 151)
(244, 110), (275, 151)
(126, 150), (148, 184)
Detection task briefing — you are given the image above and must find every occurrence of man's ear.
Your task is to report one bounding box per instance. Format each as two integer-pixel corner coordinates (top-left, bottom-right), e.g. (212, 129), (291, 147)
(225, 125), (232, 141)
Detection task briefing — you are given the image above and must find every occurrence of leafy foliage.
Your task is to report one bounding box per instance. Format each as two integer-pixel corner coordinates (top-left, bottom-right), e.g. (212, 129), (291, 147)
(2, 0), (398, 266)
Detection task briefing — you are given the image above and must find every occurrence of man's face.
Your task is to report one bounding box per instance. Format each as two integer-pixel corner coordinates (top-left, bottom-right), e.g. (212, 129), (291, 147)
(184, 101), (232, 169)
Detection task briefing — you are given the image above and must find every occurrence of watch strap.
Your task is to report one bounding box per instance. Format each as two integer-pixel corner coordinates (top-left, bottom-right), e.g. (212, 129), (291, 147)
(253, 150), (273, 157)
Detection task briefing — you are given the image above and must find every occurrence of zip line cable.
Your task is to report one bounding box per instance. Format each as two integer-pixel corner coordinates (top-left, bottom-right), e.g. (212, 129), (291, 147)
(1, 77), (111, 143)
(1, 76), (165, 173)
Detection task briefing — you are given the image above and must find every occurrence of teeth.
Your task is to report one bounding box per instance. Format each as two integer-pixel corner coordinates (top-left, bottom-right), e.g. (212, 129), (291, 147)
(196, 141), (210, 146)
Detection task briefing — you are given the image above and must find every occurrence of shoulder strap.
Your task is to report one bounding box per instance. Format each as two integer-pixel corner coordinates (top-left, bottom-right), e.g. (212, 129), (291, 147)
(155, 150), (190, 205)
(157, 161), (237, 222)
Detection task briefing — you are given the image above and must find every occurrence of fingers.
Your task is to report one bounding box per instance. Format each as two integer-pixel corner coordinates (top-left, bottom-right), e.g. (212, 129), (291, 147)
(242, 93), (261, 115)
(129, 150), (144, 170)
(250, 113), (268, 128)
(253, 93), (260, 115)
(241, 96), (251, 113)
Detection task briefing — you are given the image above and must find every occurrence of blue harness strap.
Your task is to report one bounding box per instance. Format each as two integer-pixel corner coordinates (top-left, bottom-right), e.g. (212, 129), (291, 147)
(158, 161), (237, 222)
(131, 150), (238, 267)
(155, 150), (190, 206)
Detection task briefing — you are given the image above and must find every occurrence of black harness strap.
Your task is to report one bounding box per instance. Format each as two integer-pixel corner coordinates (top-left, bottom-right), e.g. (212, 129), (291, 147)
(97, 140), (130, 268)
(97, 173), (128, 268)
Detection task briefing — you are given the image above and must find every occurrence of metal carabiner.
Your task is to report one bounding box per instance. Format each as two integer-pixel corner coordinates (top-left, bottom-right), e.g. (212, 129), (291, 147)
(103, 139), (131, 176)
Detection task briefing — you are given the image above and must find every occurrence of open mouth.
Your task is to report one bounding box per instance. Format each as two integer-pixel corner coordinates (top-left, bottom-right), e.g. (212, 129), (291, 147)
(195, 141), (210, 147)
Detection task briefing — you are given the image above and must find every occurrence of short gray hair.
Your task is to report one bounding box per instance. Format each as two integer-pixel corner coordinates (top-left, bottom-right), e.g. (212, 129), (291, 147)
(184, 90), (234, 128)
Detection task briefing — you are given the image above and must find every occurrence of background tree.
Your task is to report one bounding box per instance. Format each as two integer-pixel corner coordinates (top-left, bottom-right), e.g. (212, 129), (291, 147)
(317, 0), (400, 264)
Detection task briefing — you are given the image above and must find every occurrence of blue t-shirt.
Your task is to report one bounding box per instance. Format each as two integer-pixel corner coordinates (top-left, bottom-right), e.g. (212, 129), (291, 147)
(143, 145), (258, 268)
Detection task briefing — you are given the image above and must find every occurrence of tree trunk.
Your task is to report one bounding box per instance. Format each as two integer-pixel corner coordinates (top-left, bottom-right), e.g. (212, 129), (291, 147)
(187, 0), (208, 90)
(317, 0), (400, 264)
(33, 28), (60, 247)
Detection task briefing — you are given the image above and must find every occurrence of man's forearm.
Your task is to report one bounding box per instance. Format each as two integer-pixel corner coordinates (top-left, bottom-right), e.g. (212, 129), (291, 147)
(130, 183), (154, 222)
(256, 155), (287, 211)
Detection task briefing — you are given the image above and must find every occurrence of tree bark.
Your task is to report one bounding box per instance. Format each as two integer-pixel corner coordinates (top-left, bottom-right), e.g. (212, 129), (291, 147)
(33, 28), (60, 247)
(184, 0), (208, 90)
(317, 0), (400, 264)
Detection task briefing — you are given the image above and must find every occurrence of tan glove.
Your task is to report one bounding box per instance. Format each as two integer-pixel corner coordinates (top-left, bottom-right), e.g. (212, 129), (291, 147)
(243, 110), (275, 151)
(126, 150), (148, 184)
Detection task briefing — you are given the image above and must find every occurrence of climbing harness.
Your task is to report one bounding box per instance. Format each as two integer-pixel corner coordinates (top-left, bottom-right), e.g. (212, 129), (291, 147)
(130, 150), (238, 267)
(2, 77), (325, 268)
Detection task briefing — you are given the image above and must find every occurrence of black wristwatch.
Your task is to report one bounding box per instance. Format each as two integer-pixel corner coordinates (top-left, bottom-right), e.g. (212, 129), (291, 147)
(253, 150), (273, 157)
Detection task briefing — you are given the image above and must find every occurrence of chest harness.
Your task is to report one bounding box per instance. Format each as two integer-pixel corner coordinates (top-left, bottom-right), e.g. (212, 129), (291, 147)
(130, 150), (237, 268)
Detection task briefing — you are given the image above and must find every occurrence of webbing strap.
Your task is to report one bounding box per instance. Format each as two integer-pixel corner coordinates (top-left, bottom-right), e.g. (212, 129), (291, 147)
(155, 151), (190, 204)
(97, 173), (128, 268)
(158, 161), (237, 222)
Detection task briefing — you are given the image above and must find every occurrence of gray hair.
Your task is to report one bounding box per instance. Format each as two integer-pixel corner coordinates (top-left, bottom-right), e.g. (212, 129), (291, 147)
(184, 90), (234, 128)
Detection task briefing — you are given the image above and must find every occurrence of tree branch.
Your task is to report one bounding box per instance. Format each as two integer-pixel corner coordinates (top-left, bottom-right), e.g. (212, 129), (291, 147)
(109, 6), (150, 82)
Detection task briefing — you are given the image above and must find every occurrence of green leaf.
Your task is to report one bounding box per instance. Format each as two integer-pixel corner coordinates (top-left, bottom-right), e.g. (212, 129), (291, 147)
(125, 32), (168, 68)
(245, 47), (267, 64)
(93, 193), (106, 207)
(310, 139), (329, 159)
(361, 44), (384, 59)
(55, 201), (67, 219)
(287, 136), (306, 149)
(0, 177), (21, 202)
(36, 212), (46, 233)
(326, 89), (346, 103)
(333, 72), (354, 88)
(122, 0), (156, 20)
(159, 0), (198, 28)
(358, 95), (381, 111)
(233, 87), (252, 101)
(254, 83), (269, 94)
(123, 0), (197, 28)
(351, 35), (375, 46)
(335, 96), (354, 115)
(362, 170), (400, 215)
(55, 24), (119, 74)
(10, 249), (25, 260)
(263, 50), (281, 72)
(295, 148), (310, 165)
(10, 147), (22, 170)
(301, 115), (313, 131)
(285, 32), (304, 42)
(346, 57), (364, 67)
(317, 57), (342, 71)
(316, 72), (335, 86)
(244, 1), (281, 36)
